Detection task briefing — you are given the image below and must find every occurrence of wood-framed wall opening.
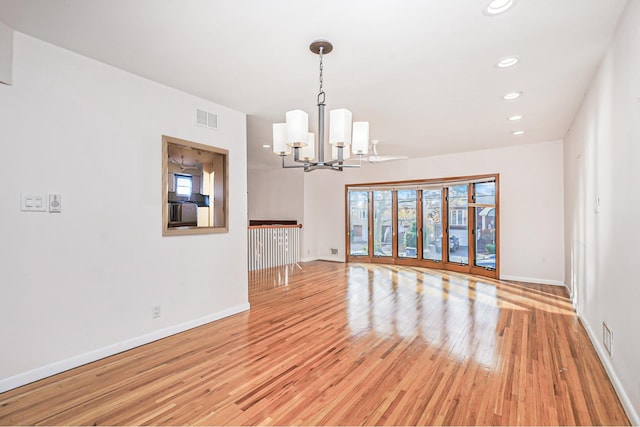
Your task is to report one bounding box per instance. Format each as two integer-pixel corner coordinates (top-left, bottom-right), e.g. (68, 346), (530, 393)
(345, 174), (499, 279)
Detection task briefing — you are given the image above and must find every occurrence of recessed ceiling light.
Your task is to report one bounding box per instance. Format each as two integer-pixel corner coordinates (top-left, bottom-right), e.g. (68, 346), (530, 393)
(508, 115), (523, 121)
(496, 56), (519, 68)
(483, 0), (517, 16)
(262, 144), (271, 148)
(512, 130), (525, 135)
(503, 91), (523, 100)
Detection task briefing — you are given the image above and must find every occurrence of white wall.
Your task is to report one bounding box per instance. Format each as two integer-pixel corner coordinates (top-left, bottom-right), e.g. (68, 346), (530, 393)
(0, 20), (12, 85)
(0, 33), (248, 391)
(563, 1), (640, 422)
(303, 140), (566, 285)
(247, 167), (304, 222)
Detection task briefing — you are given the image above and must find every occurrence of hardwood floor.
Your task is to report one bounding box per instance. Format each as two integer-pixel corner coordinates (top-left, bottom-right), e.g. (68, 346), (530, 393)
(0, 261), (629, 425)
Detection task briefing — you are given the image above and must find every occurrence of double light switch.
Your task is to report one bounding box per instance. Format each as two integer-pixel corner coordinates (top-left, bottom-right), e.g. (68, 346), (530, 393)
(21, 192), (62, 213)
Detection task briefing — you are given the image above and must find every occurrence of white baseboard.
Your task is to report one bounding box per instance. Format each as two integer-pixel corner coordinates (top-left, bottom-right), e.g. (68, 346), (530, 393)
(316, 256), (345, 263)
(578, 315), (640, 425)
(300, 256), (345, 263)
(500, 274), (565, 286)
(0, 303), (250, 394)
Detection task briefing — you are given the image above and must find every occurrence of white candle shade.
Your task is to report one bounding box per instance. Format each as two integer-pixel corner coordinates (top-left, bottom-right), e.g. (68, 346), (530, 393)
(299, 133), (315, 161)
(329, 108), (352, 146)
(272, 123), (290, 155)
(351, 121), (369, 155)
(286, 109), (309, 147)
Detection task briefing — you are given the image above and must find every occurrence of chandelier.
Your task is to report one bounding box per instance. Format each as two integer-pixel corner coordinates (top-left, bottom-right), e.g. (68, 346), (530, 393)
(272, 40), (370, 172)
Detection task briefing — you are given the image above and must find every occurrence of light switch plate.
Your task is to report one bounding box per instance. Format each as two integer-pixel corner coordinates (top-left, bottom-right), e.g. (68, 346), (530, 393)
(21, 192), (47, 212)
(49, 193), (62, 212)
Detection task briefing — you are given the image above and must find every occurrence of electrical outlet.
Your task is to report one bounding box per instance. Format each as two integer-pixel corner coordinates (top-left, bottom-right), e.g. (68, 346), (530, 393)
(603, 322), (612, 356)
(152, 305), (161, 318)
(330, 248), (338, 255)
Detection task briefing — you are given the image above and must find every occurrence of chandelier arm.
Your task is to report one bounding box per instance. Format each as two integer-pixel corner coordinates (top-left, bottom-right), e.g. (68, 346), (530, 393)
(291, 146), (311, 164)
(323, 159), (361, 168)
(305, 164), (338, 172)
(302, 162), (360, 172)
(281, 155), (306, 169)
(317, 145), (363, 167)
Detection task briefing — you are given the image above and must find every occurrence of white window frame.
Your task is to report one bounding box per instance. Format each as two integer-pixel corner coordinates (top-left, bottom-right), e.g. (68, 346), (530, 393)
(175, 174), (193, 196)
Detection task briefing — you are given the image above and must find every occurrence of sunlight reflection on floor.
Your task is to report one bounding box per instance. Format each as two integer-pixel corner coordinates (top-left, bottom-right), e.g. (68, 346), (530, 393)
(345, 263), (572, 369)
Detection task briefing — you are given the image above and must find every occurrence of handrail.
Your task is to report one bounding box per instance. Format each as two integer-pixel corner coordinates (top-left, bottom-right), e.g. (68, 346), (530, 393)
(248, 224), (302, 229)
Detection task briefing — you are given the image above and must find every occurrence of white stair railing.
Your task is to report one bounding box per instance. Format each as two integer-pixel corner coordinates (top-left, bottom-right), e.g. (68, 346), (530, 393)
(248, 224), (301, 271)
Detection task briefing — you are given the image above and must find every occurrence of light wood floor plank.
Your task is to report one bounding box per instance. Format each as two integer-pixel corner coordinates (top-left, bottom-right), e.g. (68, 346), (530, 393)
(0, 261), (629, 425)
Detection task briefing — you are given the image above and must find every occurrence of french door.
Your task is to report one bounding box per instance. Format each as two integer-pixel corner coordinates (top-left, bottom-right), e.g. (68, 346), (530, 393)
(346, 175), (498, 278)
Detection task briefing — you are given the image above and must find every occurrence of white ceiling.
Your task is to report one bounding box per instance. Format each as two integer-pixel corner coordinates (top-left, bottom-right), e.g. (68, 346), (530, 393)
(0, 0), (628, 169)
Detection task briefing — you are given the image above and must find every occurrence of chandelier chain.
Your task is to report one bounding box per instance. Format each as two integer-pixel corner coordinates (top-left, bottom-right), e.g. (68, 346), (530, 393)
(317, 47), (325, 105)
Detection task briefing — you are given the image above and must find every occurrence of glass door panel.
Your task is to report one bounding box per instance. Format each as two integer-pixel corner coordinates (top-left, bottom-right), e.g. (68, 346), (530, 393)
(349, 191), (369, 256)
(347, 176), (497, 278)
(397, 190), (417, 258)
(447, 185), (468, 264)
(373, 191), (393, 256)
(422, 189), (442, 261)
(474, 182), (496, 269)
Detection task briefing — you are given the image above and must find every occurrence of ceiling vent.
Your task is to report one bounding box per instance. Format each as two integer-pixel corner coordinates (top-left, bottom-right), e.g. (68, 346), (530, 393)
(196, 109), (218, 130)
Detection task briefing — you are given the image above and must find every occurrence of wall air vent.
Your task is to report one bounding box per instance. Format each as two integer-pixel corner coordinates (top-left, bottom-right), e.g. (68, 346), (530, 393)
(196, 109), (218, 130)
